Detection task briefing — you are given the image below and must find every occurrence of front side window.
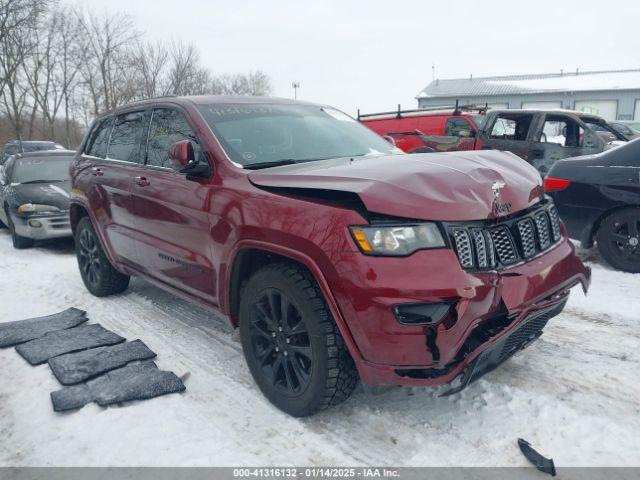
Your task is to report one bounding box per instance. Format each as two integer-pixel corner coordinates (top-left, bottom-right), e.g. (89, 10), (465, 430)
(445, 118), (474, 136)
(489, 114), (533, 141)
(613, 124), (633, 136)
(197, 104), (400, 168)
(146, 108), (200, 168)
(108, 111), (145, 163)
(85, 118), (113, 158)
(540, 116), (581, 147)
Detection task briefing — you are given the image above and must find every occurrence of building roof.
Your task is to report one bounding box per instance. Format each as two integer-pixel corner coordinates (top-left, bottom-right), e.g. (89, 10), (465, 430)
(416, 69), (640, 99)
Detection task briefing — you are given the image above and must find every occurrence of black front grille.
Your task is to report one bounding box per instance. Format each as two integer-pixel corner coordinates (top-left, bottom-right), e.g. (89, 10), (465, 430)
(449, 202), (562, 271)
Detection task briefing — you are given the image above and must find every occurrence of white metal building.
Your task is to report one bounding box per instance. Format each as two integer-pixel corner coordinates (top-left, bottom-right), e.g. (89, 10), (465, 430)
(416, 69), (640, 120)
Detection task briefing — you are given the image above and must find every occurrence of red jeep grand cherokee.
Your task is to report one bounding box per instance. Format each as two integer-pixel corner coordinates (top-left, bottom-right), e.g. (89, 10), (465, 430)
(70, 96), (590, 416)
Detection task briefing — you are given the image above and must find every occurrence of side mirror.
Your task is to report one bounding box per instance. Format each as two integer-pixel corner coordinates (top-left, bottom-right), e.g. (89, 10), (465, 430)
(168, 140), (211, 178)
(169, 140), (194, 170)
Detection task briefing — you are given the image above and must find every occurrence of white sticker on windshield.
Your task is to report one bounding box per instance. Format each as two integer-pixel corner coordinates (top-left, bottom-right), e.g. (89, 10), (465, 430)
(323, 108), (356, 122)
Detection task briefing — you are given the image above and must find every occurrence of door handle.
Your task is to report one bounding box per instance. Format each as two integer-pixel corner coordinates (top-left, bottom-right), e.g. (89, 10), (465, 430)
(91, 167), (103, 176)
(133, 176), (150, 187)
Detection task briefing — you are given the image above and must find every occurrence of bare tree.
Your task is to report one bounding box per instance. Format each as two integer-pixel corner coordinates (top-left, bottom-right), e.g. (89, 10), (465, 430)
(167, 40), (211, 96)
(0, 0), (274, 144)
(75, 7), (138, 114)
(211, 70), (272, 96)
(131, 40), (170, 99)
(0, 0), (48, 137)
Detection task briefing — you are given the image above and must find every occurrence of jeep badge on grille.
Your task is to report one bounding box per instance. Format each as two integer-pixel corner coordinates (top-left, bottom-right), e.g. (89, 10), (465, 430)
(492, 180), (512, 216)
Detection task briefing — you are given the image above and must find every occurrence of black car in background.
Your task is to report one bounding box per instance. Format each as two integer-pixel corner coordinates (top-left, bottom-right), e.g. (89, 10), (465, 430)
(545, 139), (640, 272)
(0, 150), (75, 248)
(1, 140), (65, 165)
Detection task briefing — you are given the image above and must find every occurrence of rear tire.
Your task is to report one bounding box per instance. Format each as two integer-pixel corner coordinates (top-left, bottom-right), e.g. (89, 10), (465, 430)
(75, 217), (130, 296)
(239, 262), (358, 417)
(5, 209), (34, 249)
(596, 208), (640, 273)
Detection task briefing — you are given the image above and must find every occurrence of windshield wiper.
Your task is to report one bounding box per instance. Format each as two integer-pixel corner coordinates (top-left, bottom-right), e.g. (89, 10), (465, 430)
(243, 159), (299, 170)
(19, 179), (64, 184)
(243, 155), (371, 170)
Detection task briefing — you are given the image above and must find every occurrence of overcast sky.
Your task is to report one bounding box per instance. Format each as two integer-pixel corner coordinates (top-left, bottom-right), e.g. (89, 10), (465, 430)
(84, 0), (640, 116)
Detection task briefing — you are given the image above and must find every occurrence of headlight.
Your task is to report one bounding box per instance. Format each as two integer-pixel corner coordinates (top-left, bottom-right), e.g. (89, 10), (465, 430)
(17, 203), (61, 214)
(350, 223), (445, 256)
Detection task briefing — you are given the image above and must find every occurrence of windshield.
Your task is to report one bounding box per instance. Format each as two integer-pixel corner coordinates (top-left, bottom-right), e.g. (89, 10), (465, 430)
(13, 157), (71, 183)
(197, 104), (401, 167)
(581, 118), (624, 140)
(22, 143), (63, 153)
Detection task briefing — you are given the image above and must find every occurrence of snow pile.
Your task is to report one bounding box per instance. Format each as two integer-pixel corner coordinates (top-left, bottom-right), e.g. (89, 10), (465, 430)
(0, 231), (639, 466)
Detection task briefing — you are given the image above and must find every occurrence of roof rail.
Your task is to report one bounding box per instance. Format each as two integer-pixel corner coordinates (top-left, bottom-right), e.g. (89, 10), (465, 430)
(357, 100), (490, 120)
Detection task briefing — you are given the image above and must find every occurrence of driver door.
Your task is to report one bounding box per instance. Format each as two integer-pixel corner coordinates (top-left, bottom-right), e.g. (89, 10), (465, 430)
(130, 106), (218, 304)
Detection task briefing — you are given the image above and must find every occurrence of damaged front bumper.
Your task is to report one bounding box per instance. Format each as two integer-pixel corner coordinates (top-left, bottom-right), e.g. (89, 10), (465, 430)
(330, 235), (590, 388)
(11, 212), (72, 240)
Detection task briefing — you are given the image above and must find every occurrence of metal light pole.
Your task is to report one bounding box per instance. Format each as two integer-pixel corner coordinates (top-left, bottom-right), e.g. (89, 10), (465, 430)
(292, 82), (300, 100)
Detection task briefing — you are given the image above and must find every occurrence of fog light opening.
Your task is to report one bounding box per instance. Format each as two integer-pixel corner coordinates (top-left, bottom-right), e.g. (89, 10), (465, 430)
(392, 302), (452, 326)
(28, 219), (43, 228)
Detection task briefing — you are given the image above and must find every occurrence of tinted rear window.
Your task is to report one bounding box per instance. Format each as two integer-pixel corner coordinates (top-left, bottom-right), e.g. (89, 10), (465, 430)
(85, 118), (113, 158)
(108, 111), (145, 163)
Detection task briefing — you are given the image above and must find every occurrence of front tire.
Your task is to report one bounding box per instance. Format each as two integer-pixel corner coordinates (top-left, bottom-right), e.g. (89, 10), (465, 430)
(5, 209), (34, 249)
(239, 263), (358, 417)
(596, 208), (640, 273)
(75, 217), (130, 296)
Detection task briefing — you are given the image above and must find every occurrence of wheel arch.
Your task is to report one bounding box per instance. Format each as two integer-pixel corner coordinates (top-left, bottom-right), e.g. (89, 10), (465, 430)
(69, 201), (126, 276)
(225, 241), (365, 365)
(69, 202), (90, 237)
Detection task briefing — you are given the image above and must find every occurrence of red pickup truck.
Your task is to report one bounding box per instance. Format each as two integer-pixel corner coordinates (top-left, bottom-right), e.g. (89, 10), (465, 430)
(359, 104), (486, 153)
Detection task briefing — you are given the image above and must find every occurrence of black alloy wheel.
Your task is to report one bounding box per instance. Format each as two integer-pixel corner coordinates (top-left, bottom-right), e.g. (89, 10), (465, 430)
(597, 208), (640, 273)
(75, 217), (130, 296)
(248, 288), (313, 395)
(78, 226), (101, 287)
(239, 263), (358, 417)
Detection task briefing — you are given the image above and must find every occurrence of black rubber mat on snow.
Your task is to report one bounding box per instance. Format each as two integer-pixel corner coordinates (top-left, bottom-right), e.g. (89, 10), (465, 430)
(50, 362), (186, 411)
(0, 308), (87, 348)
(16, 324), (125, 365)
(48, 339), (157, 385)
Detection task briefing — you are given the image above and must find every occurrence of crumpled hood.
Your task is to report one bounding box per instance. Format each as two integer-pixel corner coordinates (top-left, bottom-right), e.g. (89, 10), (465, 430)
(249, 150), (544, 221)
(12, 180), (72, 211)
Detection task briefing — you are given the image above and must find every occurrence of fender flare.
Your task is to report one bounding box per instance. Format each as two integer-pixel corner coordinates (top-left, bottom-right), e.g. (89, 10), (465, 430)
(69, 200), (127, 275)
(224, 239), (365, 365)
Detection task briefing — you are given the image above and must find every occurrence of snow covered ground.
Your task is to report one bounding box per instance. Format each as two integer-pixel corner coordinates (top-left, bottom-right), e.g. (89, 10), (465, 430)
(0, 229), (638, 467)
